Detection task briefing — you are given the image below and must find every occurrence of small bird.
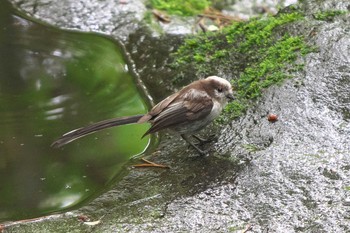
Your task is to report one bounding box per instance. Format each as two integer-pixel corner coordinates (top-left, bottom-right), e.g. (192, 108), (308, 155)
(52, 76), (234, 155)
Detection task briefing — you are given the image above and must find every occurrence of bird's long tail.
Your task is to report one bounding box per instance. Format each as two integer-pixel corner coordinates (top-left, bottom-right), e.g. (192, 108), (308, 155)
(51, 114), (144, 148)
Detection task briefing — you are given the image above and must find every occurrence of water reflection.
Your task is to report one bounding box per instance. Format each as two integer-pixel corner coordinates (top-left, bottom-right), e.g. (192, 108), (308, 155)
(0, 1), (150, 221)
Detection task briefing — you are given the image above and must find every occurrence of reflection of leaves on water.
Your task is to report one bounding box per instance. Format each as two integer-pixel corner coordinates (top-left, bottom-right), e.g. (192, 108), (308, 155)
(0, 1), (150, 221)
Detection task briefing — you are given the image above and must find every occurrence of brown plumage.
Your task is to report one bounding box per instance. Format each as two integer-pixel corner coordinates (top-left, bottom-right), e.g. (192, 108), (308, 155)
(52, 76), (234, 154)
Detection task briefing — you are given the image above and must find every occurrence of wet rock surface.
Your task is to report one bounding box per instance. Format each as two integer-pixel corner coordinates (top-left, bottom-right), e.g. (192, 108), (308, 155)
(6, 0), (350, 232)
(9, 0), (147, 40)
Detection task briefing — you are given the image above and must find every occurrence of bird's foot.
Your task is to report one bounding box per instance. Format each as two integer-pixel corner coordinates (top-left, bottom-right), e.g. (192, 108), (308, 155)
(181, 134), (211, 156)
(196, 148), (209, 156)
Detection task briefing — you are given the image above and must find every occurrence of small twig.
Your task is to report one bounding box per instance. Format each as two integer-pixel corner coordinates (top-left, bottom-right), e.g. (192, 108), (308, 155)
(198, 13), (241, 21)
(198, 18), (208, 32)
(152, 9), (171, 23)
(132, 158), (169, 168)
(1, 214), (62, 229)
(242, 224), (253, 233)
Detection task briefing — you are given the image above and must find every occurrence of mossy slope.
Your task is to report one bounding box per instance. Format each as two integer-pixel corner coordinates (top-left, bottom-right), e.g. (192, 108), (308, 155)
(171, 9), (315, 118)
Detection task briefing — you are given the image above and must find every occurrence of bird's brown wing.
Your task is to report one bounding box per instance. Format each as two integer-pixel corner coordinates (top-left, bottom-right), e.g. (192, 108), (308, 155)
(137, 91), (180, 123)
(142, 89), (213, 136)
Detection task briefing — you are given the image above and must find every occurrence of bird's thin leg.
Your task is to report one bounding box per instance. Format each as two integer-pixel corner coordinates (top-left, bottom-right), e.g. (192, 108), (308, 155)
(191, 134), (216, 144)
(181, 134), (206, 156)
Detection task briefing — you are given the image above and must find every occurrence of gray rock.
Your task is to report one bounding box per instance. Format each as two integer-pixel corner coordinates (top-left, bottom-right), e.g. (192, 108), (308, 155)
(6, 0), (350, 232)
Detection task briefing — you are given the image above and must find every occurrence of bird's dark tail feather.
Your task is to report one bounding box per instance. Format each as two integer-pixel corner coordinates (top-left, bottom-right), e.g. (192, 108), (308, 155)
(51, 114), (144, 148)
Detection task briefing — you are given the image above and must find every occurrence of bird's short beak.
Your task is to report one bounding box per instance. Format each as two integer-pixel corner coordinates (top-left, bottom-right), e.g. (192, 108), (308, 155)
(226, 93), (235, 101)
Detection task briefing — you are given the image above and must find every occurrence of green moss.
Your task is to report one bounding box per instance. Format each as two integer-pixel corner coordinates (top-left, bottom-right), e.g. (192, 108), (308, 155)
(314, 10), (348, 21)
(226, 12), (304, 50)
(243, 144), (260, 152)
(222, 100), (246, 118)
(150, 0), (210, 16)
(172, 11), (315, 118)
(227, 225), (245, 232)
(237, 35), (312, 99)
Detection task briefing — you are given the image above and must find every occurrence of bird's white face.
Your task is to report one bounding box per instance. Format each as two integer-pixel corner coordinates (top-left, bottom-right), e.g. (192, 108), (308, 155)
(205, 76), (234, 105)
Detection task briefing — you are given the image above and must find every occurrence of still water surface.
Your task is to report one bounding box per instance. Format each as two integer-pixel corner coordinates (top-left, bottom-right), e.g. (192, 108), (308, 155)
(0, 1), (150, 221)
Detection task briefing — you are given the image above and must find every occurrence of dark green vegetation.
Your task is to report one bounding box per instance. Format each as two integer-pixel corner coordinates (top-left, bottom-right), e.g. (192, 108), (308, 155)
(314, 10), (348, 21)
(172, 11), (315, 118)
(150, 0), (210, 16)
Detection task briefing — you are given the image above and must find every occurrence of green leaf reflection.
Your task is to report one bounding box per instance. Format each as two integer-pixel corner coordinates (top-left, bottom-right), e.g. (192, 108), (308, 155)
(0, 1), (150, 221)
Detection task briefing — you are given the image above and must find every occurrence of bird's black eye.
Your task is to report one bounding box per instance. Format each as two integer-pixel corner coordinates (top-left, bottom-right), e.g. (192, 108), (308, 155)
(217, 87), (223, 93)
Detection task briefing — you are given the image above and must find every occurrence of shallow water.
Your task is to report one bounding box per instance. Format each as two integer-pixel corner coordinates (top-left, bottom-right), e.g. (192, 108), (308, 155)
(0, 2), (150, 221)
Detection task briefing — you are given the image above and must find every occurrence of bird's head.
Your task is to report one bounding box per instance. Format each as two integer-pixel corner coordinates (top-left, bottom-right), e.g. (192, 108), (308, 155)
(203, 76), (234, 105)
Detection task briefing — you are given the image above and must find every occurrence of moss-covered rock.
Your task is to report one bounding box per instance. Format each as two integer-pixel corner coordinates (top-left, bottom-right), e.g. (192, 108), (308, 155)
(149, 0), (210, 16)
(313, 9), (348, 21)
(172, 10), (315, 118)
